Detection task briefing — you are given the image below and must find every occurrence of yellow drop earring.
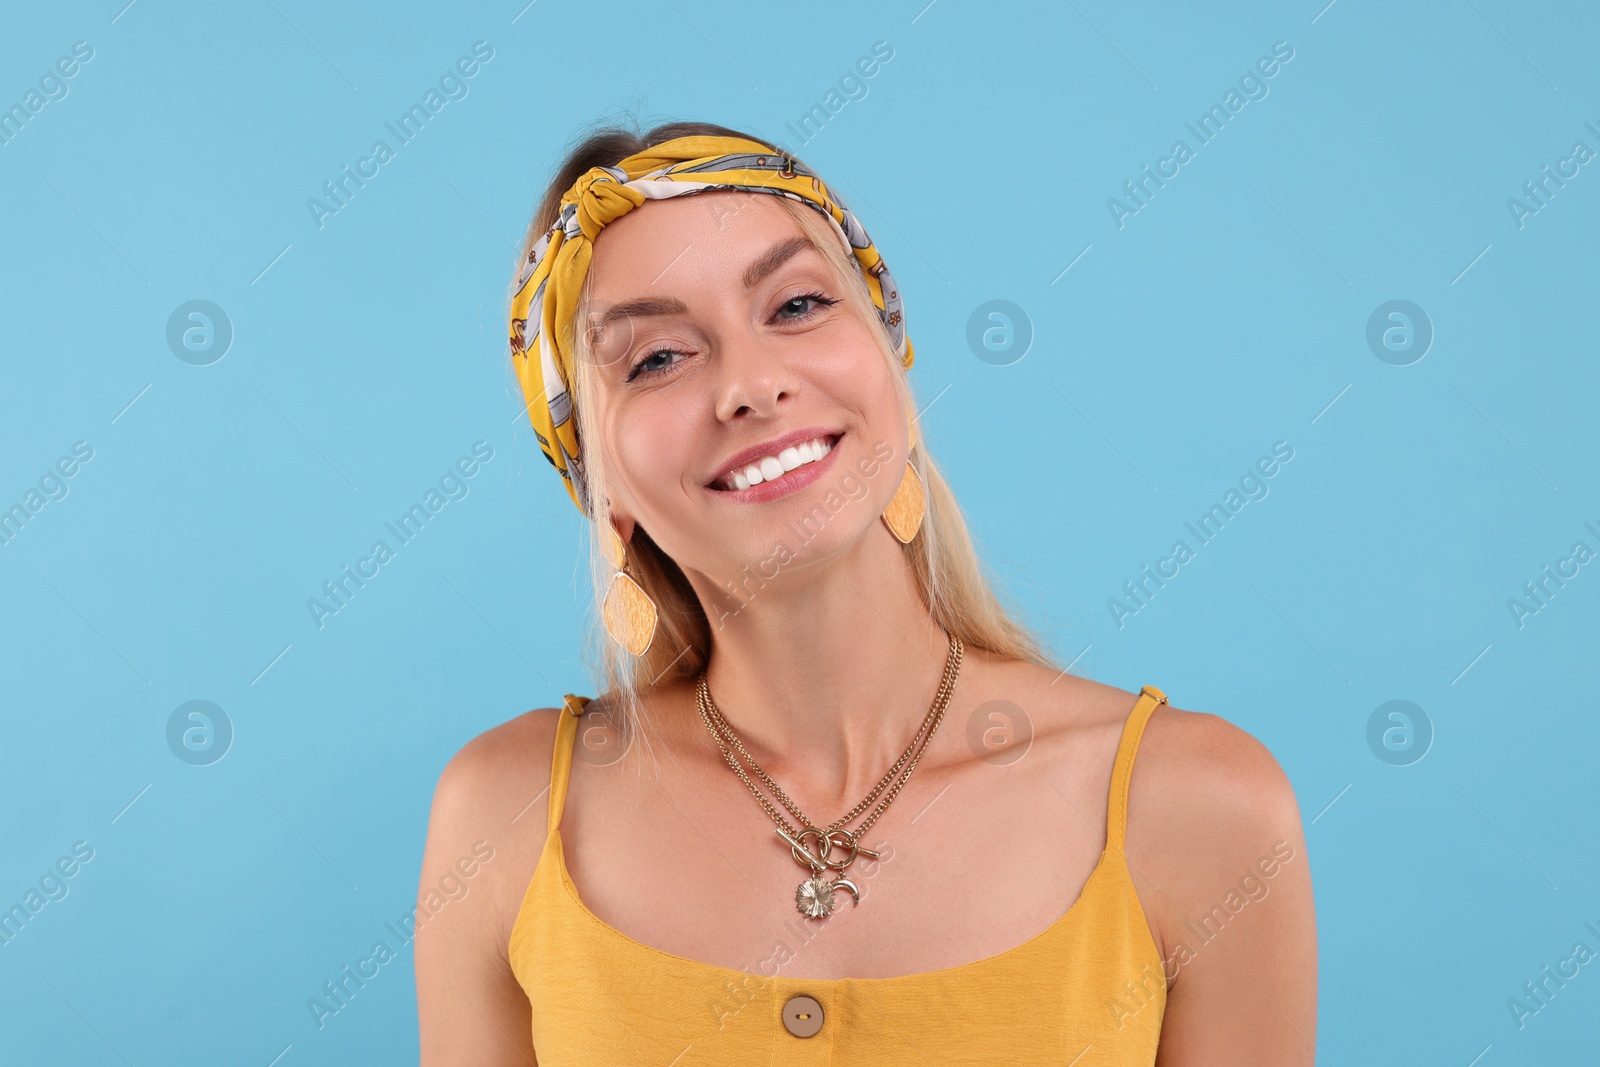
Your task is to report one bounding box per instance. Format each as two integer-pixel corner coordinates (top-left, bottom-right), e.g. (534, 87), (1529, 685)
(881, 451), (926, 544)
(600, 520), (658, 657)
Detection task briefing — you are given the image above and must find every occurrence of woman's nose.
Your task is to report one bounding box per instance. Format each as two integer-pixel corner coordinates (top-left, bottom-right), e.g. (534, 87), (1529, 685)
(713, 332), (801, 422)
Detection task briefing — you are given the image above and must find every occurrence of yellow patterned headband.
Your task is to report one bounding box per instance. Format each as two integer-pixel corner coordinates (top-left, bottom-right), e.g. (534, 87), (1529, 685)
(507, 134), (914, 515)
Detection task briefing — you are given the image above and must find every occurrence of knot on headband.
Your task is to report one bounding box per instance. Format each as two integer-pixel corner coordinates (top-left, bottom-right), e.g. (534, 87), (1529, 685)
(569, 166), (648, 239)
(507, 134), (914, 515)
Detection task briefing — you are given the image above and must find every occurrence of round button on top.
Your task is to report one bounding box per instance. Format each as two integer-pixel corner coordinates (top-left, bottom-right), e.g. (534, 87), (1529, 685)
(782, 994), (824, 1038)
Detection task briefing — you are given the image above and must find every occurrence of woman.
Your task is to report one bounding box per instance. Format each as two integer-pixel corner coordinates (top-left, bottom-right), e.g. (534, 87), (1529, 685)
(415, 120), (1316, 1065)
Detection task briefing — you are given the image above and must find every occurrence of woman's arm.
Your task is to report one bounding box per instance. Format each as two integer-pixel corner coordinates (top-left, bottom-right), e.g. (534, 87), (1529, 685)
(1132, 705), (1318, 1066)
(416, 711), (559, 1066)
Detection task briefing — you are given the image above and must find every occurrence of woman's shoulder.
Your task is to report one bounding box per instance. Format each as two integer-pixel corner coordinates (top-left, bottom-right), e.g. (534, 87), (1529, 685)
(995, 654), (1304, 897)
(421, 702), (587, 952)
(427, 692), (633, 852)
(1006, 654), (1297, 818)
(1113, 682), (1311, 970)
(433, 705), (564, 819)
(974, 652), (1299, 829)
(1131, 688), (1303, 851)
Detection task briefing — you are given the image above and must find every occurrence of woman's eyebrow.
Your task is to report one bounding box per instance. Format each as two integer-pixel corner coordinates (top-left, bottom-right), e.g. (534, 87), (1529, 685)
(593, 297), (687, 336)
(742, 235), (814, 289)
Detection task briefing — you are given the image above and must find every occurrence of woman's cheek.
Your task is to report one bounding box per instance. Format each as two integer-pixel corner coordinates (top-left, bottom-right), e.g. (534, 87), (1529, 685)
(802, 331), (882, 388)
(616, 403), (695, 498)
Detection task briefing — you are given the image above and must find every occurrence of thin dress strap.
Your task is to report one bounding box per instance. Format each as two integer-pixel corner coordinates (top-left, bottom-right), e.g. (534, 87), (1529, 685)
(547, 694), (590, 835)
(1106, 685), (1169, 852)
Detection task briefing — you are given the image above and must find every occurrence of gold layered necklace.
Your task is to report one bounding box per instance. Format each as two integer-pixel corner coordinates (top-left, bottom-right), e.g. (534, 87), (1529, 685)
(694, 631), (964, 919)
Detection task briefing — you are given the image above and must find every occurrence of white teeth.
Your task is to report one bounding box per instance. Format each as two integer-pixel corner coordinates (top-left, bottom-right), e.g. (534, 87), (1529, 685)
(717, 436), (836, 491)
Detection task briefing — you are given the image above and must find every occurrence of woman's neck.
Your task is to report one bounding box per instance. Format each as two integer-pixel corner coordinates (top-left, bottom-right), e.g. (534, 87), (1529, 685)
(683, 528), (955, 813)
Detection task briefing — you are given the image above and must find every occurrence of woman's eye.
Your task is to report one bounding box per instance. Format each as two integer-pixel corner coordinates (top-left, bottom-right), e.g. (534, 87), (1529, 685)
(626, 347), (685, 382)
(775, 292), (840, 321)
(624, 294), (838, 382)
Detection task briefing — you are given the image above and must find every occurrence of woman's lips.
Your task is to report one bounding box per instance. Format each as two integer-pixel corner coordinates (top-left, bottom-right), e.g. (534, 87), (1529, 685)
(707, 433), (843, 504)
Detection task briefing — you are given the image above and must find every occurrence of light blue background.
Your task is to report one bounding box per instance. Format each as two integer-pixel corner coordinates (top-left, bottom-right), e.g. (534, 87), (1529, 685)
(2, 0), (1596, 1063)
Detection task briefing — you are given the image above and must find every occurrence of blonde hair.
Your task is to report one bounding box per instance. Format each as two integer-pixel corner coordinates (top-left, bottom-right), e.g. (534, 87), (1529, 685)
(511, 120), (1057, 753)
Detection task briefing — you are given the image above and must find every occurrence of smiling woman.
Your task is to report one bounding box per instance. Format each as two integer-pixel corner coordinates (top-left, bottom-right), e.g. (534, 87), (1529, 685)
(414, 119), (1316, 1066)
(550, 130), (1050, 712)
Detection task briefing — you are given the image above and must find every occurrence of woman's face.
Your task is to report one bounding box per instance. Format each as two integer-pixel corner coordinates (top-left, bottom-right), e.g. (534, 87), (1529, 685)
(582, 191), (910, 587)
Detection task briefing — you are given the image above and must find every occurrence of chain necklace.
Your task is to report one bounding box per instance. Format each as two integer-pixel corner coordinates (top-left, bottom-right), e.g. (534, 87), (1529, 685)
(694, 631), (964, 920)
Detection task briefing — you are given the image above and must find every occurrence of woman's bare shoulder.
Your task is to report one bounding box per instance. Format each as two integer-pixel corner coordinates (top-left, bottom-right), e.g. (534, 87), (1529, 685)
(1132, 697), (1303, 854)
(416, 706), (578, 1065)
(1122, 694), (1311, 968)
(433, 707), (565, 826)
(420, 706), (571, 950)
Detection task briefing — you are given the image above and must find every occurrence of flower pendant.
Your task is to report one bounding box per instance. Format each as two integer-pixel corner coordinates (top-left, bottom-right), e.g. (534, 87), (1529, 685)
(796, 873), (860, 919)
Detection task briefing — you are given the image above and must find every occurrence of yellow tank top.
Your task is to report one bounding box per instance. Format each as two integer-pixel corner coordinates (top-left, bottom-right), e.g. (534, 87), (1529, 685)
(509, 685), (1170, 1065)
